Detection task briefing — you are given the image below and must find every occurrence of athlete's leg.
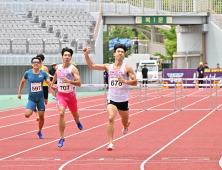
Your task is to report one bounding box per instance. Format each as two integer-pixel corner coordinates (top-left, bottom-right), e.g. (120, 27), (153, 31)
(56, 92), (68, 139)
(118, 110), (130, 129)
(25, 100), (36, 118)
(24, 109), (33, 118)
(36, 97), (46, 138)
(38, 111), (45, 132)
(36, 110), (39, 120)
(44, 86), (48, 104)
(107, 104), (118, 144)
(71, 111), (80, 122)
(45, 99), (48, 105)
(52, 89), (55, 97)
(58, 106), (66, 139)
(68, 92), (82, 130)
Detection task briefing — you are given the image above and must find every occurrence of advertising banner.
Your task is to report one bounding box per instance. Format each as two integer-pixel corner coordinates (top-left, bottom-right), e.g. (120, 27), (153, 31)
(163, 69), (222, 87)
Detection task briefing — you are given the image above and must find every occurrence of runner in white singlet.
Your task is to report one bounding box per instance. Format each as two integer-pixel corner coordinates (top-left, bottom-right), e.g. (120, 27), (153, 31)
(51, 47), (83, 148)
(83, 43), (137, 151)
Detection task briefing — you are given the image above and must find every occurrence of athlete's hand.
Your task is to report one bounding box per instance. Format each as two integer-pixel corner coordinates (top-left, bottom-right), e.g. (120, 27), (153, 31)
(51, 85), (58, 91)
(48, 82), (52, 87)
(62, 77), (70, 83)
(118, 76), (126, 84)
(82, 44), (88, 55)
(18, 93), (21, 100)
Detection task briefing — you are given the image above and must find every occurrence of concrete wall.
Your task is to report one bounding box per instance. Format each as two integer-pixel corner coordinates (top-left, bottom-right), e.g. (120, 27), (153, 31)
(177, 32), (202, 52)
(205, 18), (222, 68)
(175, 25), (203, 69)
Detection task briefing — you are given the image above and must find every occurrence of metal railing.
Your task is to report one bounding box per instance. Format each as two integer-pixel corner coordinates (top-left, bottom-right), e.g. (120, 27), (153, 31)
(100, 0), (221, 14)
(47, 81), (222, 112)
(210, 8), (222, 29)
(0, 0), (221, 14)
(0, 38), (95, 54)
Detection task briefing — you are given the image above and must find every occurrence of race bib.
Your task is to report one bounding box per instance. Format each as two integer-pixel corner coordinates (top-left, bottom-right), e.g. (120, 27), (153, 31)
(109, 76), (123, 88)
(31, 83), (42, 92)
(58, 83), (72, 92)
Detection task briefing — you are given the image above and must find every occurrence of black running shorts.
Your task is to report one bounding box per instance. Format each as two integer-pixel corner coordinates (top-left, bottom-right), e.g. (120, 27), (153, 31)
(107, 100), (129, 111)
(43, 86), (49, 99)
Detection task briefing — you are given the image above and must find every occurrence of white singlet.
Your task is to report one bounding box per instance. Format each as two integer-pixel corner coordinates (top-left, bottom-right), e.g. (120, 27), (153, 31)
(107, 63), (130, 102)
(57, 64), (75, 93)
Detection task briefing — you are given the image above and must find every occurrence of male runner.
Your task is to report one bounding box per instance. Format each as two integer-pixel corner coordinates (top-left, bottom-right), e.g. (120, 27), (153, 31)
(18, 57), (54, 139)
(51, 47), (83, 147)
(34, 54), (49, 121)
(83, 43), (137, 151)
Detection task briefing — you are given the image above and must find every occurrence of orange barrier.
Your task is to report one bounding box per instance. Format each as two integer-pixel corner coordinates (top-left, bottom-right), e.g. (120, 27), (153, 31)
(162, 82), (168, 89)
(177, 81), (184, 89)
(195, 81), (199, 89)
(49, 87), (52, 93)
(213, 81), (220, 88)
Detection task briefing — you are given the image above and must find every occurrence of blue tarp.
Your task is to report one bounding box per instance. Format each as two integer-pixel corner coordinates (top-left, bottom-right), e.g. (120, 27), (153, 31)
(109, 38), (141, 50)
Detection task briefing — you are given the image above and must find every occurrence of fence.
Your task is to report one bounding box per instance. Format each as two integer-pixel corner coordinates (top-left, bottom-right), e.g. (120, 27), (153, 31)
(210, 8), (222, 30)
(100, 0), (222, 14)
(0, 38), (95, 54)
(45, 78), (222, 112)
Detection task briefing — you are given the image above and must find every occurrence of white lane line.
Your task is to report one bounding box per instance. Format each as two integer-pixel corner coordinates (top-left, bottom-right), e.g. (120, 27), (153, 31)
(219, 157), (222, 168)
(58, 92), (213, 170)
(140, 104), (222, 170)
(0, 88), (169, 113)
(0, 89), (204, 162)
(0, 89), (172, 128)
(0, 90), (176, 140)
(0, 102), (57, 113)
(0, 114), (24, 120)
(0, 111), (106, 141)
(0, 89), (154, 118)
(0, 102), (105, 129)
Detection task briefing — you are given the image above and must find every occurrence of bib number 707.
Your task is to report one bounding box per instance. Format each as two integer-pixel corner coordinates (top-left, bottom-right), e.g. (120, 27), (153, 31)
(59, 83), (72, 92)
(59, 85), (70, 91)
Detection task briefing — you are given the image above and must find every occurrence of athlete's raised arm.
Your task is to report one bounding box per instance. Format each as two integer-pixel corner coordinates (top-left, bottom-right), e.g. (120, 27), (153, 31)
(83, 44), (109, 71)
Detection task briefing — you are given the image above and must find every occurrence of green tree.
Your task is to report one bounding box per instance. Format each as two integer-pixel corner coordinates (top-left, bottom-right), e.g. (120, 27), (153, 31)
(103, 26), (133, 63)
(153, 25), (177, 61)
(103, 25), (147, 63)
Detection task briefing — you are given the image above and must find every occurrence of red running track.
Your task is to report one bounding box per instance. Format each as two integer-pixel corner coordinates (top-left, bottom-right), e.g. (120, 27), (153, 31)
(0, 88), (222, 170)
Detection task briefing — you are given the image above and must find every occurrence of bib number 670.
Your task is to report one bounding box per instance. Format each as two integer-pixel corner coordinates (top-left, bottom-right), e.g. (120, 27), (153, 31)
(111, 80), (122, 87)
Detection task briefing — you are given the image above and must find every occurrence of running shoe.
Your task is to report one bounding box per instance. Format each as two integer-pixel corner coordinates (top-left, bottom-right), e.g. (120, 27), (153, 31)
(36, 117), (39, 122)
(58, 138), (65, 147)
(74, 118), (83, 130)
(107, 143), (114, 151)
(37, 132), (44, 139)
(122, 127), (128, 135)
